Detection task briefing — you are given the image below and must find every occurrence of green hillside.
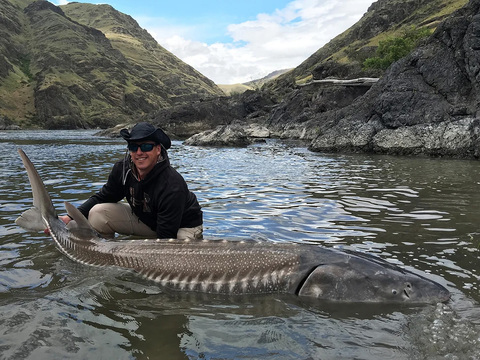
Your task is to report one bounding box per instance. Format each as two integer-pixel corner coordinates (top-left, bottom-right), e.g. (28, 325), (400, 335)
(0, 0), (223, 129)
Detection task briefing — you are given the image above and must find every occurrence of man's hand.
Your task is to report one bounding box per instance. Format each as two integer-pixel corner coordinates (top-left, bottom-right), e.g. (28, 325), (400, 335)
(58, 215), (72, 225)
(44, 215), (72, 234)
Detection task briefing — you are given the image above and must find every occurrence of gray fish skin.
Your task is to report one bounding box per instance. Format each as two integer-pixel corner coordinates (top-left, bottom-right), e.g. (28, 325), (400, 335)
(15, 149), (451, 304)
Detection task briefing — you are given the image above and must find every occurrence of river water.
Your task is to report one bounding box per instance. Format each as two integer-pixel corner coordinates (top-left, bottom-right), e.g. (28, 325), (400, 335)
(0, 130), (479, 359)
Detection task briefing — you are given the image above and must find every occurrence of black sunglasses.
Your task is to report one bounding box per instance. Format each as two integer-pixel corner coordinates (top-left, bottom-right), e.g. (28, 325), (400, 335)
(128, 143), (156, 152)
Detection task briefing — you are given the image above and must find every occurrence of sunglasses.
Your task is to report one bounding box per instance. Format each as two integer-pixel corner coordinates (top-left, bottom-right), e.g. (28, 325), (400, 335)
(128, 143), (156, 152)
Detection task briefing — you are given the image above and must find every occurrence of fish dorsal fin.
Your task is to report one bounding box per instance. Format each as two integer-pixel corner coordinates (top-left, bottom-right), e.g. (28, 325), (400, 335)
(64, 201), (100, 240)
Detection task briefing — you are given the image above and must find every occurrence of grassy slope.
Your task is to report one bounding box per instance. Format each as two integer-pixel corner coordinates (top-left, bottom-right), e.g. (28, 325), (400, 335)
(27, 2), (135, 127)
(61, 3), (224, 98)
(0, 0), (35, 124)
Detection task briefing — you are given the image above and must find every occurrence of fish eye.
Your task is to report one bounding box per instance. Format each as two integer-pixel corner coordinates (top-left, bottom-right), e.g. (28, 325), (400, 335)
(406, 283), (412, 289)
(392, 289), (398, 295)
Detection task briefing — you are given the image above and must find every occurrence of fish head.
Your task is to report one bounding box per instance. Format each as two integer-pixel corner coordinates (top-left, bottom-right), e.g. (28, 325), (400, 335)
(297, 255), (450, 304)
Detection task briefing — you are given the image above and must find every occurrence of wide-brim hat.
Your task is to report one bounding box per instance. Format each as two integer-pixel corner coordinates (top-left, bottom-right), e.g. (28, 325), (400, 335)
(120, 122), (171, 150)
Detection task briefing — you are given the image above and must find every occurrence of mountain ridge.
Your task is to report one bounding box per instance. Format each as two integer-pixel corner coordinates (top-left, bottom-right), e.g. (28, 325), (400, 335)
(0, 0), (223, 129)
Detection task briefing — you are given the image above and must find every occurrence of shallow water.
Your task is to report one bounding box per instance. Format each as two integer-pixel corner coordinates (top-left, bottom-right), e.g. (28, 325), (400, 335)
(0, 130), (479, 359)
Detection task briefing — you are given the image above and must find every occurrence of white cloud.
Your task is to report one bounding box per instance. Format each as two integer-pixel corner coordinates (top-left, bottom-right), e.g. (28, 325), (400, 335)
(149, 0), (374, 84)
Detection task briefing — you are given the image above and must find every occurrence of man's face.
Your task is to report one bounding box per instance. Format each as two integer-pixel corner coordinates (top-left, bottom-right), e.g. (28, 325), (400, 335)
(128, 142), (161, 177)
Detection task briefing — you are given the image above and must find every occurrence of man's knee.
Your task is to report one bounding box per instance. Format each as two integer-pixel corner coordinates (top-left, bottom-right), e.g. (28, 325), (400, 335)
(88, 203), (118, 238)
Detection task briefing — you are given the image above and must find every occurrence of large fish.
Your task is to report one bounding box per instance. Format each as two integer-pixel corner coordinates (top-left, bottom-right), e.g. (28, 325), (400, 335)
(15, 148), (450, 304)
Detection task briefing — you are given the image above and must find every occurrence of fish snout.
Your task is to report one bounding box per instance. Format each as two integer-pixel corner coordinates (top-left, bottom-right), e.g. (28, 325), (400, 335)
(397, 279), (451, 303)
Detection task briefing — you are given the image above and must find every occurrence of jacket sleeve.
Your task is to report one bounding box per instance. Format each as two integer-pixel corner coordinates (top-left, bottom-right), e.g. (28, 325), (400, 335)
(155, 188), (187, 238)
(156, 169), (189, 239)
(77, 162), (126, 218)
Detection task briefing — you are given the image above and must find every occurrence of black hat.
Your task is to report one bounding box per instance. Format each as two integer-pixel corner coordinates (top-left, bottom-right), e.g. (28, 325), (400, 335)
(120, 122), (171, 150)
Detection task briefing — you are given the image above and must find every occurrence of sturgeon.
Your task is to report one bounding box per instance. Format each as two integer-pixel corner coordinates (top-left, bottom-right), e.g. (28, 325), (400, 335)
(15, 148), (450, 303)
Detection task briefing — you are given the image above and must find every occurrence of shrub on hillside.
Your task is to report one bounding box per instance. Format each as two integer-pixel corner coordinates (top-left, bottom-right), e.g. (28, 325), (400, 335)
(363, 26), (433, 70)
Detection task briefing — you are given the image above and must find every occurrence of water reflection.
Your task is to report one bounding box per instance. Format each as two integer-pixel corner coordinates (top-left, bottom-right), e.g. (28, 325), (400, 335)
(0, 130), (479, 359)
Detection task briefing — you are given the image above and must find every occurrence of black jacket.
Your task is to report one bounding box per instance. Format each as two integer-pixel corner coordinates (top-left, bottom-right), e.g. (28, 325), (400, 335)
(78, 150), (202, 238)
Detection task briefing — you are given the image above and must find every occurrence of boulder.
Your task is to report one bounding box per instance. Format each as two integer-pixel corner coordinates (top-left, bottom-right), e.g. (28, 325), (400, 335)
(244, 124), (270, 138)
(184, 124), (253, 147)
(0, 116), (20, 130)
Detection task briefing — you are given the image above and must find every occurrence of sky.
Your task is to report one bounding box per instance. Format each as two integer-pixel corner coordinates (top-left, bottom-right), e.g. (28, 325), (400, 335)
(51, 0), (376, 84)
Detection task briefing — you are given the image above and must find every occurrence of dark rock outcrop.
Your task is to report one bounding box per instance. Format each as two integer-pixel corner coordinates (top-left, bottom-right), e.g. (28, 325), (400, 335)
(266, 80), (375, 139)
(150, 97), (246, 138)
(308, 0), (480, 158)
(150, 90), (276, 138)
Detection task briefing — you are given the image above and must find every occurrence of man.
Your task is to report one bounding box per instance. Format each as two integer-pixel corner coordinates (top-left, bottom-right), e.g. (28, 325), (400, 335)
(60, 122), (203, 240)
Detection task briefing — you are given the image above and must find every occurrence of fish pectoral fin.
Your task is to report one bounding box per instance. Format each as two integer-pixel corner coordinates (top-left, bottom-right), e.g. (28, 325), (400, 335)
(15, 207), (45, 231)
(64, 201), (99, 239)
